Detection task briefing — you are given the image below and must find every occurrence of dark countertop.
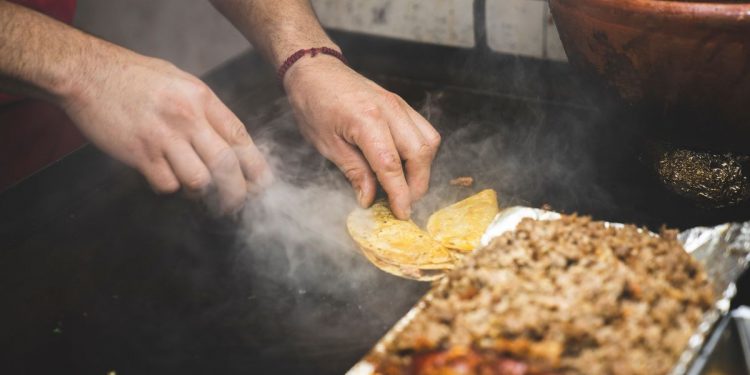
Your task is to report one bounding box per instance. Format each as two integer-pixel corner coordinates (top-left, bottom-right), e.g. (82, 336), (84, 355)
(1, 32), (749, 374)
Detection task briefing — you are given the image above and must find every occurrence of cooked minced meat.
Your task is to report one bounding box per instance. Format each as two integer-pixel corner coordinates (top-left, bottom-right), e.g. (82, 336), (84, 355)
(380, 215), (714, 375)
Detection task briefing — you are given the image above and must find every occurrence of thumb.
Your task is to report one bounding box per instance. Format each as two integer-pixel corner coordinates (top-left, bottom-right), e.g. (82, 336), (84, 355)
(327, 139), (377, 208)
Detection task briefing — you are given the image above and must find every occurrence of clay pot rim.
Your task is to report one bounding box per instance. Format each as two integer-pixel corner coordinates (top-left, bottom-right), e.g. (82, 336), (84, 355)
(563, 0), (750, 24)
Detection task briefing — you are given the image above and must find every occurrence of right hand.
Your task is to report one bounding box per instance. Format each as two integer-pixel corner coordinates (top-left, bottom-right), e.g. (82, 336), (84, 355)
(59, 46), (271, 214)
(284, 56), (441, 219)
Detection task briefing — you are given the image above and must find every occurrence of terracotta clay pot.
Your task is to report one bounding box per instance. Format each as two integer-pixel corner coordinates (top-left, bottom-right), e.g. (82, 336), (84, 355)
(549, 0), (750, 152)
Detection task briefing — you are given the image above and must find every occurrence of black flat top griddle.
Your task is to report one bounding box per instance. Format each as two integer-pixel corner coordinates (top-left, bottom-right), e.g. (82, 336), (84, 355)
(1, 31), (749, 375)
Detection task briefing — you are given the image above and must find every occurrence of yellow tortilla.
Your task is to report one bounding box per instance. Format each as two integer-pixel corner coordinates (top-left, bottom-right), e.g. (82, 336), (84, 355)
(347, 201), (455, 280)
(427, 189), (499, 252)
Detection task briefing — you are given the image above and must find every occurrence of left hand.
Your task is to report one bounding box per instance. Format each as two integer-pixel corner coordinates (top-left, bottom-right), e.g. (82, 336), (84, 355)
(283, 56), (441, 220)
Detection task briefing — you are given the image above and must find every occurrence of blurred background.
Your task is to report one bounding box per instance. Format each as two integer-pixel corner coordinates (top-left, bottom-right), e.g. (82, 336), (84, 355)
(74, 0), (566, 76)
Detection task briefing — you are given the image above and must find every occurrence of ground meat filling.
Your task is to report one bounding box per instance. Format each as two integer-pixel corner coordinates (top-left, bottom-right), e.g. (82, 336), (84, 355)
(381, 215), (714, 375)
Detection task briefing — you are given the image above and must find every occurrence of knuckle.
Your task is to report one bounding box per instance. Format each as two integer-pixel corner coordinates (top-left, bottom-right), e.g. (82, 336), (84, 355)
(184, 171), (211, 191)
(361, 106), (385, 123)
(129, 138), (155, 164)
(143, 128), (182, 153)
(144, 122), (170, 140)
(426, 130), (442, 148)
(228, 120), (250, 143)
(156, 127), (183, 144)
(162, 94), (199, 123)
(413, 143), (434, 160)
(377, 151), (403, 175)
(381, 92), (403, 109)
(185, 79), (211, 99)
(342, 165), (365, 184)
(210, 147), (239, 171)
(159, 82), (210, 123)
(342, 122), (365, 144)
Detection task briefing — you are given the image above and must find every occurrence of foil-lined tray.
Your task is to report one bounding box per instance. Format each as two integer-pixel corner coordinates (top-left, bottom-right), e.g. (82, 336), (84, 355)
(347, 207), (750, 375)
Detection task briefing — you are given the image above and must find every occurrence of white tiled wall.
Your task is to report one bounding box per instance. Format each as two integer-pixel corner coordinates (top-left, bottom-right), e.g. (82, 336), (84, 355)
(486, 0), (545, 58)
(312, 0), (475, 48)
(485, 0), (567, 61)
(312, 0), (568, 61)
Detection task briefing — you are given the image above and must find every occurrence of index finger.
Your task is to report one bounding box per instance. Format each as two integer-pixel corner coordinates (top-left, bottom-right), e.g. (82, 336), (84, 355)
(384, 105), (436, 202)
(350, 119), (412, 219)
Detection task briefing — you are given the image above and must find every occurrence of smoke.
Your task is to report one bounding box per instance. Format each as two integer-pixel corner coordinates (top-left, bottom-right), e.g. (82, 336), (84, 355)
(233, 84), (619, 295)
(234, 98), (389, 295)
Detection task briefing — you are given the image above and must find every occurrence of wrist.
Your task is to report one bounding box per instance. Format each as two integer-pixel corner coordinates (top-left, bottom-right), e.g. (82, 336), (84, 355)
(270, 34), (338, 68)
(55, 40), (134, 110)
(281, 48), (348, 93)
(48, 61), (87, 108)
(48, 37), (109, 108)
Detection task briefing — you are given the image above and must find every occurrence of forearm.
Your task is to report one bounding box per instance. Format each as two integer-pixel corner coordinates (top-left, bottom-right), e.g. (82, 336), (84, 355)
(0, 1), (115, 104)
(209, 0), (335, 68)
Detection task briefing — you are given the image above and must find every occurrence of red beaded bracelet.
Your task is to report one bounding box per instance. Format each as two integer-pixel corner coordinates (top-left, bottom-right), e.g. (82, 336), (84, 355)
(277, 47), (348, 83)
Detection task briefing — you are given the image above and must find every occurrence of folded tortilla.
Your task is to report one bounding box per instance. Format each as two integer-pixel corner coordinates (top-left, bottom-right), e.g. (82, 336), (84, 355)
(347, 201), (455, 280)
(427, 189), (499, 252)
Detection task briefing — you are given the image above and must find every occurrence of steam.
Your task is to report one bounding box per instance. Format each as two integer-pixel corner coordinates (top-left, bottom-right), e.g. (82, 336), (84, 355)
(413, 90), (617, 224)
(232, 85), (619, 305)
(234, 99), (383, 295)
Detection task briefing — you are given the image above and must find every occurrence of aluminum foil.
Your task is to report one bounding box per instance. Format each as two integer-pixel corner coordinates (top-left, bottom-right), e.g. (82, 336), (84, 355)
(347, 207), (750, 375)
(671, 219), (750, 375)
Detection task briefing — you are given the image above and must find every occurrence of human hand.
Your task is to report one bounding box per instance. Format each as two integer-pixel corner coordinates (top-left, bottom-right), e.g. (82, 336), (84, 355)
(59, 46), (271, 214)
(283, 56), (441, 220)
